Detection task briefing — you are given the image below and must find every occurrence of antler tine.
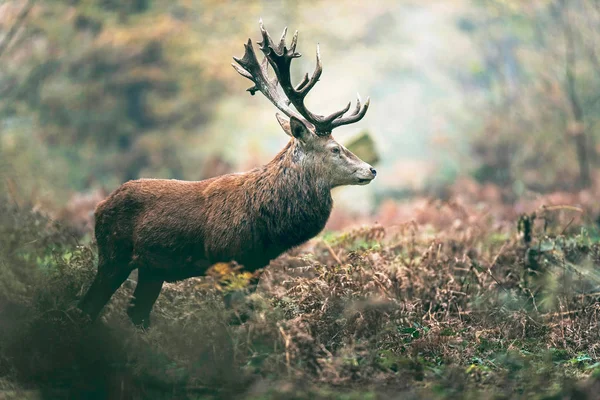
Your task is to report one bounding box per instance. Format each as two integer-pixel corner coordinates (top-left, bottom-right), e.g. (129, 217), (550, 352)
(297, 44), (322, 97)
(295, 73), (310, 92)
(320, 93), (369, 130)
(257, 21), (323, 126)
(232, 34), (307, 124)
(235, 21), (370, 135)
(231, 60), (253, 81)
(259, 18), (283, 56)
(290, 30), (298, 53)
(279, 27), (288, 52)
(323, 101), (351, 122)
(351, 93), (362, 116)
(330, 96), (371, 129)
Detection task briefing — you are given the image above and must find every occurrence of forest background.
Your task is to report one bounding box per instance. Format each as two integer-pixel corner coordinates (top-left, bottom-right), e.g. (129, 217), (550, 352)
(3, 0), (600, 398)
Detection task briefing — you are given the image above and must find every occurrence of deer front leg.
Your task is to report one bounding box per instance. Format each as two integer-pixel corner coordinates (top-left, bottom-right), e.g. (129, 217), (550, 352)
(127, 269), (164, 329)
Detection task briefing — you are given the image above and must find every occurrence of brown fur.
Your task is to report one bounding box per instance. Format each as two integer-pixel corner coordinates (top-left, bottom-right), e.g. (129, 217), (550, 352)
(79, 140), (337, 327)
(79, 22), (376, 328)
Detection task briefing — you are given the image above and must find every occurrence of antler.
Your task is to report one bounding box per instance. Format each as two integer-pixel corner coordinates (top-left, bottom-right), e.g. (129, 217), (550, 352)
(232, 34), (303, 123)
(232, 19), (370, 136)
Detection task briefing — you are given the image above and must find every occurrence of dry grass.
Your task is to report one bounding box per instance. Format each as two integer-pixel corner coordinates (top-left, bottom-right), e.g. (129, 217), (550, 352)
(2, 188), (600, 399)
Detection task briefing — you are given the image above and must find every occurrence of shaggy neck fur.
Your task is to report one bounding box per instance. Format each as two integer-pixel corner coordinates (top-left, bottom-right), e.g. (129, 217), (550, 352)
(247, 139), (333, 251)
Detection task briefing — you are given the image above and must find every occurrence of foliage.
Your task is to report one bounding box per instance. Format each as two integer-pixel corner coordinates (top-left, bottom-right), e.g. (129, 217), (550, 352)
(462, 0), (600, 192)
(2, 0), (600, 398)
(2, 193), (600, 398)
(0, 0), (263, 203)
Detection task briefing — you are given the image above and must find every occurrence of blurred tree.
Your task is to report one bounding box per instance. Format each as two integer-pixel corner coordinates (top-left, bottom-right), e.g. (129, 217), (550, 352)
(0, 0), (259, 202)
(464, 0), (600, 193)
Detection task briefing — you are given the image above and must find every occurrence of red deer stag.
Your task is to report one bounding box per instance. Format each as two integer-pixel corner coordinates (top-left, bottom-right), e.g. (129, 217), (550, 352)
(78, 20), (376, 328)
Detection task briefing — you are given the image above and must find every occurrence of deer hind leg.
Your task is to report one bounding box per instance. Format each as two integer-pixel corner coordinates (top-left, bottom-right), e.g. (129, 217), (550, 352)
(127, 268), (163, 329)
(78, 257), (132, 322)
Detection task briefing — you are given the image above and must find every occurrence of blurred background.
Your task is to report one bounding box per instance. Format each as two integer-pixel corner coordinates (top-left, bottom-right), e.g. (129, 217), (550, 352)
(2, 0), (600, 235)
(4, 3), (600, 397)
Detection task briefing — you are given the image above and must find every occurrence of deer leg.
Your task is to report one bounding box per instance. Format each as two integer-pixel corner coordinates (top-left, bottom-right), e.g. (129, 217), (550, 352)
(78, 262), (132, 322)
(127, 269), (163, 329)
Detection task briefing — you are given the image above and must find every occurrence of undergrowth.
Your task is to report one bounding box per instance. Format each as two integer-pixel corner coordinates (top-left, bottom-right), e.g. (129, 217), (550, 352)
(1, 197), (600, 399)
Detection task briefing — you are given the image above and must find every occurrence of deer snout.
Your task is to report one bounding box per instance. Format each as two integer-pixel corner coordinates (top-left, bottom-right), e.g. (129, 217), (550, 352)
(354, 163), (376, 185)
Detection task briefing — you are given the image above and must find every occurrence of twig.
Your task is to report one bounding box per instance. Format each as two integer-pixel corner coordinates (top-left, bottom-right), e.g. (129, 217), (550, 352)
(560, 217), (576, 236)
(322, 240), (342, 265)
(544, 308), (582, 320)
(372, 275), (392, 297)
(277, 323), (291, 377)
(542, 205), (584, 213)
(489, 242), (508, 269)
(0, 0), (34, 60)
(482, 242), (510, 295)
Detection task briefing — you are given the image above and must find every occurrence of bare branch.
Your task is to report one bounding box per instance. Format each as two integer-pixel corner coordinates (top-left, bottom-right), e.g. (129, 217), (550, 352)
(561, 0), (591, 188)
(0, 0), (34, 60)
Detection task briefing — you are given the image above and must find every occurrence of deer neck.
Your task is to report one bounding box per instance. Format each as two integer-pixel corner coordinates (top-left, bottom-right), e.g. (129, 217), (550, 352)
(267, 140), (332, 199)
(254, 141), (333, 247)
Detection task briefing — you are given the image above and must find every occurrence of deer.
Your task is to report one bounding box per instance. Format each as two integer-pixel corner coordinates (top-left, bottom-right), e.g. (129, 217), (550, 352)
(78, 20), (376, 329)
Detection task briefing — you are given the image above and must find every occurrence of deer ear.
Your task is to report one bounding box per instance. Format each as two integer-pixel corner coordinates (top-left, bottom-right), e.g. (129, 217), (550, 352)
(289, 116), (312, 142)
(275, 113), (292, 137)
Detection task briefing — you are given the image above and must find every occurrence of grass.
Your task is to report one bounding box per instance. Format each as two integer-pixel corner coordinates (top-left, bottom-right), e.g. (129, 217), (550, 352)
(1, 195), (600, 399)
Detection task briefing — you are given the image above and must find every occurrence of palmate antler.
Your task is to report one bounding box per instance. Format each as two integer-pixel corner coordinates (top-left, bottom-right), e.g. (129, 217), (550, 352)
(232, 19), (370, 136)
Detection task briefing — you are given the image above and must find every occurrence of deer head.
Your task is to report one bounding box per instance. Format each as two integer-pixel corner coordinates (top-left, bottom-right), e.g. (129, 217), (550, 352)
(232, 20), (376, 188)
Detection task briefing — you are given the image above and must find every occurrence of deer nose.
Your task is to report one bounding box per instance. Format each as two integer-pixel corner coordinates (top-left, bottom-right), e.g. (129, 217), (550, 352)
(370, 167), (377, 176)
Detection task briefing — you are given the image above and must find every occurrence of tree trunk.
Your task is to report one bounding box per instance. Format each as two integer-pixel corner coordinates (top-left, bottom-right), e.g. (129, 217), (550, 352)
(563, 0), (592, 189)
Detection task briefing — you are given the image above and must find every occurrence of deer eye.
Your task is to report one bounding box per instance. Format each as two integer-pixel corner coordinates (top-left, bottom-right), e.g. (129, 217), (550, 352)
(331, 147), (340, 154)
